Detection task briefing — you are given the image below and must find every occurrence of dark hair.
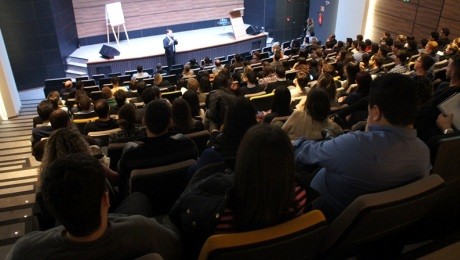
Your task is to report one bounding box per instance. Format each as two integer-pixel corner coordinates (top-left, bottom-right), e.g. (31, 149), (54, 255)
(232, 124), (295, 231)
(275, 66), (286, 78)
(369, 73), (418, 126)
(355, 71), (372, 96)
(136, 65), (143, 73)
(37, 100), (54, 121)
(431, 31), (440, 41)
(172, 98), (194, 134)
(47, 91), (61, 110)
(41, 153), (105, 236)
(395, 50), (408, 65)
(271, 86), (292, 116)
(246, 70), (257, 84)
(78, 94), (92, 111)
(317, 73), (337, 101)
(442, 28), (450, 37)
(408, 39), (418, 51)
(306, 88), (331, 121)
(199, 76), (212, 93)
(49, 109), (69, 130)
(182, 90), (201, 117)
(357, 34), (363, 42)
(213, 73), (231, 90)
(223, 97), (257, 141)
(114, 89), (127, 107)
(144, 99), (171, 134)
(118, 103), (136, 130)
(419, 53), (435, 71)
(111, 76), (119, 85)
(379, 45), (391, 56)
(296, 73), (310, 89)
(141, 87), (157, 104)
(345, 62), (360, 86)
(94, 99), (109, 118)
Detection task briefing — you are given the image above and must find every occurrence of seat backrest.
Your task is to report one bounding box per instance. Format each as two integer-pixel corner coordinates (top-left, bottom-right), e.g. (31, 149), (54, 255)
(162, 90), (182, 103)
(130, 159), (196, 215)
(81, 79), (96, 87)
(431, 134), (460, 182)
(321, 174), (445, 257)
(250, 92), (275, 112)
(72, 117), (99, 134)
(88, 128), (122, 146)
(185, 130), (210, 155)
(198, 210), (327, 260)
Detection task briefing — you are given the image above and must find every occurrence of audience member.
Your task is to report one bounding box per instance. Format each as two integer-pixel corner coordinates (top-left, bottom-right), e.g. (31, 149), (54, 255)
(84, 99), (119, 135)
(294, 73), (431, 221)
(205, 73), (237, 131)
(7, 153), (180, 259)
(170, 124), (306, 258)
(182, 65), (195, 78)
(265, 66), (292, 94)
(131, 65), (150, 80)
(171, 98), (204, 134)
(72, 94), (96, 119)
(109, 104), (146, 144)
(110, 89), (127, 115)
(181, 90), (205, 120)
(263, 86), (293, 124)
(33, 100), (54, 128)
(283, 88), (342, 140)
(101, 86), (117, 107)
(238, 71), (264, 96)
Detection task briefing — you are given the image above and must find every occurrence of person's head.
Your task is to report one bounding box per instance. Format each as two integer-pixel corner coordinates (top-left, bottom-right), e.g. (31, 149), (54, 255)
(213, 73), (231, 90)
(154, 73), (163, 86)
(395, 50), (408, 65)
(64, 80), (73, 89)
(47, 91), (61, 110)
(445, 43), (459, 56)
(234, 53), (243, 63)
(430, 31), (440, 42)
(307, 17), (313, 25)
(187, 77), (200, 92)
(136, 65), (143, 73)
(416, 52), (435, 72)
(355, 71), (372, 96)
(232, 124), (295, 231)
(166, 29), (173, 36)
(441, 28), (450, 37)
(306, 88), (331, 122)
(317, 73), (336, 101)
(141, 86), (159, 104)
(199, 76), (212, 93)
(111, 76), (119, 86)
(246, 70), (257, 85)
(183, 65), (191, 73)
(182, 90), (201, 117)
(114, 89), (127, 107)
(101, 86), (112, 99)
(368, 73), (418, 127)
(49, 109), (70, 130)
(379, 45), (391, 57)
(37, 100), (54, 121)
(78, 94), (92, 111)
(171, 98), (194, 133)
(143, 99), (171, 135)
(345, 62), (360, 84)
(370, 53), (384, 68)
(271, 86), (292, 116)
(94, 99), (110, 119)
(393, 41), (404, 52)
(407, 39), (418, 52)
(118, 103), (136, 130)
(214, 59), (222, 67)
(356, 34), (363, 42)
(371, 42), (380, 54)
(396, 35), (407, 44)
(446, 54), (460, 82)
(425, 40), (438, 53)
(156, 63), (163, 71)
(40, 127), (91, 173)
(204, 57), (212, 65)
(273, 51), (281, 62)
(275, 66), (286, 78)
(189, 58), (197, 66)
(361, 53), (371, 65)
(129, 80), (139, 91)
(41, 153), (106, 237)
(223, 97), (257, 140)
(296, 72), (310, 89)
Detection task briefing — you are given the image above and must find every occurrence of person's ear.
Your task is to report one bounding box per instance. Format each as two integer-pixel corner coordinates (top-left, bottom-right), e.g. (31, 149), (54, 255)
(369, 104), (382, 122)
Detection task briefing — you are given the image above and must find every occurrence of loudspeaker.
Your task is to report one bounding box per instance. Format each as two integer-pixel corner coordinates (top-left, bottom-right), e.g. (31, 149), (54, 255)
(246, 25), (261, 35)
(99, 45), (120, 59)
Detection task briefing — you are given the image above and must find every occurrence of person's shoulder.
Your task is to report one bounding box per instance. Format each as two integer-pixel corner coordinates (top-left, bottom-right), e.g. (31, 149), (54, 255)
(7, 228), (63, 259)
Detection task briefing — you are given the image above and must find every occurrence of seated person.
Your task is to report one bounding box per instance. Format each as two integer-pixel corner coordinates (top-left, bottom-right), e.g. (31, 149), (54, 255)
(262, 86), (293, 124)
(110, 76), (128, 94)
(118, 99), (199, 189)
(294, 73), (431, 222)
(7, 153), (181, 259)
(31, 100), (54, 147)
(131, 65), (150, 80)
(84, 99), (119, 135)
(238, 71), (264, 96)
(72, 94), (96, 119)
(169, 124), (306, 258)
(182, 65), (195, 78)
(109, 104), (146, 144)
(101, 86), (117, 107)
(109, 89), (127, 116)
(205, 74), (237, 131)
(171, 98), (204, 134)
(283, 88), (342, 140)
(60, 80), (76, 100)
(182, 90), (205, 120)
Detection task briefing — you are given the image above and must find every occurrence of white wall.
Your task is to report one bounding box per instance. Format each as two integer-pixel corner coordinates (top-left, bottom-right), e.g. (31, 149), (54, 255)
(0, 29), (21, 120)
(334, 0), (368, 42)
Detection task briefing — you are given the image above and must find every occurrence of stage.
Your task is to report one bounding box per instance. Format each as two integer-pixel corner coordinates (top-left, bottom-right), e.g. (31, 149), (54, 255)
(69, 25), (268, 77)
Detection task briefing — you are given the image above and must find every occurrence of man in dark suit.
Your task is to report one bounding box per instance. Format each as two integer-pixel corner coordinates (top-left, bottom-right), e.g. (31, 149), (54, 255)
(163, 29), (178, 69)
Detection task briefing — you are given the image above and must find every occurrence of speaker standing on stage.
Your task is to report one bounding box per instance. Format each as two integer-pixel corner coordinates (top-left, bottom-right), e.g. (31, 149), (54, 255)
(163, 29), (178, 69)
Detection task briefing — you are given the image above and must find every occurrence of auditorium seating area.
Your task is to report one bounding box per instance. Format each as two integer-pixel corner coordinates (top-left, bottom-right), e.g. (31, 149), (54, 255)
(4, 26), (460, 259)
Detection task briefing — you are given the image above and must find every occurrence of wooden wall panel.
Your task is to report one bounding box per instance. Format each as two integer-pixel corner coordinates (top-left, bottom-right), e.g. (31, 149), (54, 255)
(369, 0), (460, 44)
(415, 7), (441, 30)
(72, 0), (244, 38)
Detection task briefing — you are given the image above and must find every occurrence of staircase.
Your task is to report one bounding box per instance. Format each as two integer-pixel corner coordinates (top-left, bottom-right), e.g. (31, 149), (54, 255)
(66, 56), (88, 79)
(0, 90), (42, 258)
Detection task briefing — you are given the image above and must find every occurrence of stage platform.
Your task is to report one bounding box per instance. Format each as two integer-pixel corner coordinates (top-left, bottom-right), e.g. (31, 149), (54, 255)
(69, 25), (268, 77)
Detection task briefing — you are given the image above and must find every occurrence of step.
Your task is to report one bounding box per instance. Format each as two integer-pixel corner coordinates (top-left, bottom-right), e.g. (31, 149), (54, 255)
(67, 65), (87, 74)
(66, 69), (87, 76)
(67, 61), (87, 68)
(67, 56), (88, 64)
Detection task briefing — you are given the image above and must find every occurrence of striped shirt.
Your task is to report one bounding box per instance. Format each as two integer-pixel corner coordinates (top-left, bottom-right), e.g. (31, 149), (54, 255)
(215, 185), (307, 232)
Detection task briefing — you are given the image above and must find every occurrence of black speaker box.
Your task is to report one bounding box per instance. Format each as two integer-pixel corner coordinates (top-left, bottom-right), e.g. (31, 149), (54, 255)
(246, 25), (261, 35)
(99, 45), (120, 59)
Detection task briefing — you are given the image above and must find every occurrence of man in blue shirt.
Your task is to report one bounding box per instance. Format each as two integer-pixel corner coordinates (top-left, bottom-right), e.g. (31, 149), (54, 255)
(294, 73), (431, 222)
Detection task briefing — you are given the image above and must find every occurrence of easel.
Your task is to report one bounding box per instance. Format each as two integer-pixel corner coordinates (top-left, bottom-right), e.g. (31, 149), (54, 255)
(229, 7), (246, 40)
(105, 2), (130, 47)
